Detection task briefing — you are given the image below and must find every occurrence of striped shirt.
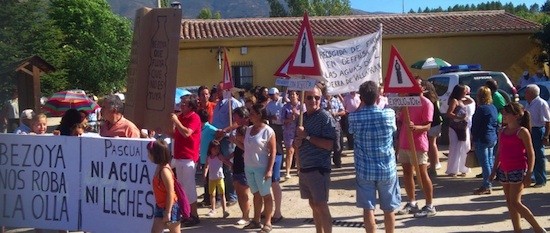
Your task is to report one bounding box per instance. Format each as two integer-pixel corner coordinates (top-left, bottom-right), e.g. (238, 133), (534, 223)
(298, 109), (336, 170)
(349, 105), (397, 180)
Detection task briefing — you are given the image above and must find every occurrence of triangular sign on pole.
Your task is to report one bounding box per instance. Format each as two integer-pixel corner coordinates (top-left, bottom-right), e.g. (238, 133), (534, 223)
(222, 48), (233, 90)
(274, 55), (292, 78)
(383, 45), (422, 94)
(286, 12), (323, 78)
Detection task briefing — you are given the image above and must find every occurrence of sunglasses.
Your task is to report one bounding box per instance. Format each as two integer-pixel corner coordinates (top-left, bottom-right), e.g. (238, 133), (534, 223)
(306, 95), (321, 101)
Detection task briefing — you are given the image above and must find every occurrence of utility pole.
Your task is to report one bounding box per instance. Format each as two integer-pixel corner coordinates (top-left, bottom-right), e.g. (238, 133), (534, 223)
(402, 0), (405, 13)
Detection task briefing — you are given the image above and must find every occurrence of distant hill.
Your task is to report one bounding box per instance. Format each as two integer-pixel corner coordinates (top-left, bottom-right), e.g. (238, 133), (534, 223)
(107, 0), (373, 20)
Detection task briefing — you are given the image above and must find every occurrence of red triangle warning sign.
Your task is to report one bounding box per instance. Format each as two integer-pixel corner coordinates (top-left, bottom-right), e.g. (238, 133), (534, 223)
(274, 55), (292, 78)
(286, 12), (323, 78)
(221, 48), (234, 90)
(383, 46), (422, 94)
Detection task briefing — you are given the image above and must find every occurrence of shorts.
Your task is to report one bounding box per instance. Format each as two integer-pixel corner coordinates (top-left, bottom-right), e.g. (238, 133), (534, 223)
(172, 159), (198, 203)
(272, 154), (283, 182)
(356, 176), (401, 211)
(496, 168), (526, 184)
(427, 124), (442, 138)
(208, 178), (225, 195)
(299, 168), (330, 203)
(233, 173), (248, 186)
(245, 166), (272, 196)
(154, 203), (181, 222)
(398, 150), (429, 165)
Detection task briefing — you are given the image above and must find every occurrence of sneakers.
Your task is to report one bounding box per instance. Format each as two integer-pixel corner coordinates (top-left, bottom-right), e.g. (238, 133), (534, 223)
(435, 163), (442, 170)
(235, 219), (249, 225)
(396, 203), (420, 215)
(207, 209), (217, 217)
(285, 174), (291, 180)
(414, 205), (437, 218)
(182, 215), (200, 227)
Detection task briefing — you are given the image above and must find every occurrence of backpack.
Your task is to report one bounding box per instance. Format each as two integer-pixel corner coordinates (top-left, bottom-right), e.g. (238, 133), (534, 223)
(160, 168), (191, 219)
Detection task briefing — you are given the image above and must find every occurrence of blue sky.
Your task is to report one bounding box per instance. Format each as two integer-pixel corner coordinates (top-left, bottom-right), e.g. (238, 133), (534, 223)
(350, 0), (544, 13)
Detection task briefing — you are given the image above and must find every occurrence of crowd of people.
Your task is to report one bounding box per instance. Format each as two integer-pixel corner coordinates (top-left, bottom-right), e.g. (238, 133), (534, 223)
(1, 76), (548, 233)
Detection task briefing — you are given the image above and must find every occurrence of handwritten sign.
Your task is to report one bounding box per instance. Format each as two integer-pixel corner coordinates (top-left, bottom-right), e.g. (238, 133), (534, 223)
(318, 28), (383, 95)
(80, 137), (155, 233)
(0, 134), (80, 230)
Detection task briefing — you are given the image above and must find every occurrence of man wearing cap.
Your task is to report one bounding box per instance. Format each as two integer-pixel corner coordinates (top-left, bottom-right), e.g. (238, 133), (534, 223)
(99, 94), (140, 138)
(14, 109), (34, 134)
(170, 94), (202, 225)
(266, 87), (285, 157)
(519, 70), (533, 88)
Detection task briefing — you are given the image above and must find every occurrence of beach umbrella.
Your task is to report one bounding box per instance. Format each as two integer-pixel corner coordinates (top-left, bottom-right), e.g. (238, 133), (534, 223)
(175, 87), (192, 103)
(411, 57), (451, 69)
(43, 91), (99, 116)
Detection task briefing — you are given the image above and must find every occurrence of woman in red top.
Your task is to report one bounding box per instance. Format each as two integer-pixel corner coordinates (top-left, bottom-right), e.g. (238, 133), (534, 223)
(490, 103), (546, 233)
(148, 140), (181, 233)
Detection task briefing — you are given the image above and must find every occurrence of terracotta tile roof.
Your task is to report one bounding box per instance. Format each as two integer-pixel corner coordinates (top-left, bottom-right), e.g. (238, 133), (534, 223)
(182, 10), (541, 40)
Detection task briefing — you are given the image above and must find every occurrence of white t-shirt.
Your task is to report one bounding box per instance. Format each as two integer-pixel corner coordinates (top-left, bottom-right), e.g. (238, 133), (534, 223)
(244, 125), (275, 168)
(207, 155), (225, 180)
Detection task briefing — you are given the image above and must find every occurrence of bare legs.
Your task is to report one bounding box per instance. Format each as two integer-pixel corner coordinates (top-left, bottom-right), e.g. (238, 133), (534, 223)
(309, 199), (332, 233)
(502, 183), (545, 233)
(234, 181), (251, 222)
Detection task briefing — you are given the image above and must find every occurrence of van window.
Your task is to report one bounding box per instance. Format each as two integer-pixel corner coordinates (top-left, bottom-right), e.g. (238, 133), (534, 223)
(458, 73), (513, 98)
(428, 77), (450, 96)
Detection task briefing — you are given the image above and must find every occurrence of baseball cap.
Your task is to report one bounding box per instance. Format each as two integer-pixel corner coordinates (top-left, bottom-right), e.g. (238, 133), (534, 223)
(20, 109), (35, 120)
(523, 70), (529, 76)
(268, 87), (279, 95)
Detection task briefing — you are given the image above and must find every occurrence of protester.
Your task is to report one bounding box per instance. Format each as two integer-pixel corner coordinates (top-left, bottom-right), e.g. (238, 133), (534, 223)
(490, 103), (547, 233)
(29, 113), (48, 135)
(1, 89), (19, 133)
(170, 94), (201, 226)
(55, 109), (82, 136)
(349, 81), (400, 233)
(421, 81), (442, 174)
(99, 94), (140, 138)
(71, 122), (86, 136)
(519, 70), (533, 88)
(147, 139), (181, 233)
(342, 91), (361, 150)
(294, 85), (336, 232)
(198, 109), (220, 207)
(241, 103), (276, 233)
(198, 85), (215, 123)
(523, 84), (550, 187)
(14, 109), (34, 135)
(485, 79), (506, 126)
(396, 89), (436, 218)
(203, 140), (231, 218)
(212, 82), (243, 206)
(228, 107), (252, 225)
(532, 69), (549, 82)
(445, 85), (472, 177)
(281, 90), (301, 179)
(471, 86), (498, 194)
(321, 89), (345, 168)
(265, 87), (285, 161)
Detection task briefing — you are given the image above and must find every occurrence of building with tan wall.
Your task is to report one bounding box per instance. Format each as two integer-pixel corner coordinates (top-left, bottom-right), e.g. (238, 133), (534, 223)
(177, 10), (541, 90)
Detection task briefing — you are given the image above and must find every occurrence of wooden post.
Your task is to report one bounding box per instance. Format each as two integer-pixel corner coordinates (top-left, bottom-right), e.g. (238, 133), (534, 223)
(403, 106), (423, 189)
(299, 90), (305, 127)
(228, 95), (233, 126)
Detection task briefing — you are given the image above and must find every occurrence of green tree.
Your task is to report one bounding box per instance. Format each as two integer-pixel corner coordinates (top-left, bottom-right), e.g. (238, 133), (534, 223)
(277, 0), (350, 17)
(0, 0), (67, 102)
(268, 0), (289, 17)
(48, 0), (132, 95)
(197, 7), (222, 19)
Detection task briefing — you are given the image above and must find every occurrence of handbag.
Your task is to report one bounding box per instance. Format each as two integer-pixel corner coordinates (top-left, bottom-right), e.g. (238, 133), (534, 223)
(174, 176), (191, 219)
(465, 150), (479, 168)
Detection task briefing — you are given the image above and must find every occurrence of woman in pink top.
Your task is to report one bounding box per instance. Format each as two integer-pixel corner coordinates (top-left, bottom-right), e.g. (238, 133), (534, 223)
(490, 102), (546, 233)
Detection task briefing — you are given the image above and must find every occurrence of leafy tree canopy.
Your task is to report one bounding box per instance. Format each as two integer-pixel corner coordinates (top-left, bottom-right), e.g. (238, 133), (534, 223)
(268, 0), (351, 17)
(197, 7), (222, 19)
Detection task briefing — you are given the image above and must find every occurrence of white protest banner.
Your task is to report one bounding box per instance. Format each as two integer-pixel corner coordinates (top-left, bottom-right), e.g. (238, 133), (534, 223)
(0, 134), (80, 230)
(80, 137), (156, 233)
(319, 27), (383, 95)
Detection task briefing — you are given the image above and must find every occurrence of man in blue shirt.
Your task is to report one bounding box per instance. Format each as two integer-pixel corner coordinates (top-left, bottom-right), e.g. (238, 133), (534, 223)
(348, 81), (401, 233)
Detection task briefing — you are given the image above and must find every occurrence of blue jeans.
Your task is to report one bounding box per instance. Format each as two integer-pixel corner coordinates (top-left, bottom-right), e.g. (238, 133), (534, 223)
(531, 127), (547, 185)
(475, 140), (496, 188)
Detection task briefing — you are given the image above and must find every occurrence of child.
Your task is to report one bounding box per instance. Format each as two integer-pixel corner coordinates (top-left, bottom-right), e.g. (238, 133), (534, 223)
(147, 140), (181, 233)
(30, 113), (48, 135)
(203, 140), (231, 218)
(490, 103), (547, 233)
(70, 123), (86, 136)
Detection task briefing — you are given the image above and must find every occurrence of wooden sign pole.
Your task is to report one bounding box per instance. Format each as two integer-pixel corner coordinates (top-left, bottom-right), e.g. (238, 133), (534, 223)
(403, 106), (423, 189)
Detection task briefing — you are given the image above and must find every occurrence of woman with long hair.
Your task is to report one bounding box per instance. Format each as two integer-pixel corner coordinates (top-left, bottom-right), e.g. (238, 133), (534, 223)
(421, 81), (442, 174)
(490, 103), (546, 233)
(446, 85), (473, 177)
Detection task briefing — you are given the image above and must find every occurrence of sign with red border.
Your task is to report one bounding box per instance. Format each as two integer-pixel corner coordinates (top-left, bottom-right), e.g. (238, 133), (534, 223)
(383, 45), (422, 94)
(286, 12), (322, 78)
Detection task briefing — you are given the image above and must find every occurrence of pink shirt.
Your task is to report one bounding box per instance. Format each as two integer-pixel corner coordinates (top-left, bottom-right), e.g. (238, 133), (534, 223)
(343, 93), (361, 113)
(100, 116), (140, 138)
(497, 128), (528, 172)
(399, 95), (433, 152)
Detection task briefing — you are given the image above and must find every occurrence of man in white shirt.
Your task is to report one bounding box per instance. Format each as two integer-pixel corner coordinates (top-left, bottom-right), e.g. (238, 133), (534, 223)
(342, 91), (361, 150)
(524, 84), (550, 187)
(265, 87), (285, 156)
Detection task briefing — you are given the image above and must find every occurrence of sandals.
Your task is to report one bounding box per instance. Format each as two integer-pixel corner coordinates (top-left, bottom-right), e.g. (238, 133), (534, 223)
(259, 224), (272, 233)
(243, 220), (262, 230)
(473, 187), (492, 195)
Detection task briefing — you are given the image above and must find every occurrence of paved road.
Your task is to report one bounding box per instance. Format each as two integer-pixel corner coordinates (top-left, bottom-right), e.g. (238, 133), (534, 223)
(5, 149), (549, 233)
